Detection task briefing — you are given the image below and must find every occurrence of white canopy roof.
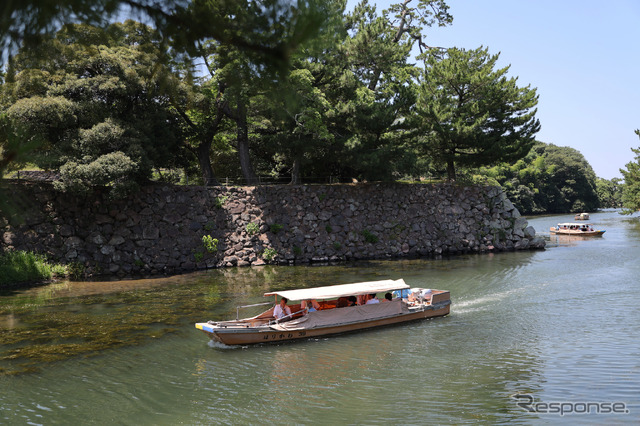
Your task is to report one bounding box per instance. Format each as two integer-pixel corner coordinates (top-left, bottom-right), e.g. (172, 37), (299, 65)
(557, 223), (592, 226)
(264, 279), (409, 301)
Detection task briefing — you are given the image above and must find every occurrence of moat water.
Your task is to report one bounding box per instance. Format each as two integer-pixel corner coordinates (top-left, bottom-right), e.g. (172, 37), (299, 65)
(1, 210), (639, 424)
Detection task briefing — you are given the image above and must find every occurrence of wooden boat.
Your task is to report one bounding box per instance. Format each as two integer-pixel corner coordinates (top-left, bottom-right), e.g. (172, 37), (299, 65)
(195, 279), (450, 345)
(550, 222), (605, 236)
(574, 212), (590, 220)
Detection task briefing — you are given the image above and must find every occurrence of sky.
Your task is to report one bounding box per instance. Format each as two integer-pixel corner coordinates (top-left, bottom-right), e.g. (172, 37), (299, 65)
(350, 0), (640, 180)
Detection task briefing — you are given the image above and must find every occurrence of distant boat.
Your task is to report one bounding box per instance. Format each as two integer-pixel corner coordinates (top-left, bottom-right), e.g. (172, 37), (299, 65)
(574, 212), (590, 220)
(195, 279), (450, 345)
(550, 223), (605, 236)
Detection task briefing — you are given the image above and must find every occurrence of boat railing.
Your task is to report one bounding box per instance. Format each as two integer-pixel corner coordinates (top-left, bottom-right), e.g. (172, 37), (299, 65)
(270, 308), (307, 325)
(236, 301), (273, 320)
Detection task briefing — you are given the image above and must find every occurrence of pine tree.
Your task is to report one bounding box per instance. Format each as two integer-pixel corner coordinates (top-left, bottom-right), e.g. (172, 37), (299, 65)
(416, 46), (540, 180)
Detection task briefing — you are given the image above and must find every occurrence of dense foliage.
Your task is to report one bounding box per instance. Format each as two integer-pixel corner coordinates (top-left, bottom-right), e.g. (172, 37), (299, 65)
(1, 0), (461, 189)
(619, 130), (640, 214)
(3, 0), (623, 218)
(596, 177), (623, 209)
(473, 142), (600, 214)
(2, 22), (185, 197)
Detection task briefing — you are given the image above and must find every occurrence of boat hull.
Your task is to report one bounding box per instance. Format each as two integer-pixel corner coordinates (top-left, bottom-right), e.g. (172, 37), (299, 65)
(196, 300), (450, 346)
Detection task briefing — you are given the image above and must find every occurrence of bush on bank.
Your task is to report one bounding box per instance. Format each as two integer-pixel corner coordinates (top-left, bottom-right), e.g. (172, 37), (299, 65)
(0, 250), (67, 287)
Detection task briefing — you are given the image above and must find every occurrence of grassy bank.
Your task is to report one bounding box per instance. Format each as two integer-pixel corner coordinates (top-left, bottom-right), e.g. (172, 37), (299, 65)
(0, 250), (68, 287)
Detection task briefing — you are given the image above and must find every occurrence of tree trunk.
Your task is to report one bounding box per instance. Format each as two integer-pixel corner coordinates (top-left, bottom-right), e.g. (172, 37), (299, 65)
(446, 159), (456, 181)
(290, 157), (301, 185)
(196, 140), (219, 186)
(236, 100), (258, 185)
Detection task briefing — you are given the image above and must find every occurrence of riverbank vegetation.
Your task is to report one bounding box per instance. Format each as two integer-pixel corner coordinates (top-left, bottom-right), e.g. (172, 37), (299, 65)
(0, 250), (70, 287)
(619, 131), (640, 214)
(469, 142), (602, 215)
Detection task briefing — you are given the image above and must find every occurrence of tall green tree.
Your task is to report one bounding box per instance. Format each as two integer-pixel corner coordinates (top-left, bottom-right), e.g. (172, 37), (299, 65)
(620, 130), (640, 214)
(314, 0), (451, 181)
(596, 177), (622, 208)
(416, 46), (540, 180)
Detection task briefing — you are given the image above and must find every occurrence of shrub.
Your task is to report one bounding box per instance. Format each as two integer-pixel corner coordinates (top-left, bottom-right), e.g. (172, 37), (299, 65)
(214, 195), (229, 209)
(54, 151), (140, 199)
(246, 222), (260, 235)
(262, 248), (277, 261)
(0, 250), (52, 285)
(202, 235), (219, 253)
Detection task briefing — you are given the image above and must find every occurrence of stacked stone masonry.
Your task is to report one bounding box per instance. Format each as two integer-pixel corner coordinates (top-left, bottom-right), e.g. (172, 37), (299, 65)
(1, 182), (545, 277)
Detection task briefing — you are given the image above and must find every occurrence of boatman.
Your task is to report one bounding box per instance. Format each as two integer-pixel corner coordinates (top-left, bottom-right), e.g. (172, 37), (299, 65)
(273, 297), (292, 320)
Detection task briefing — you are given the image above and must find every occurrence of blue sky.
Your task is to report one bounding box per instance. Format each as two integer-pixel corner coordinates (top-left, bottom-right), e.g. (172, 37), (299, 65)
(349, 0), (640, 180)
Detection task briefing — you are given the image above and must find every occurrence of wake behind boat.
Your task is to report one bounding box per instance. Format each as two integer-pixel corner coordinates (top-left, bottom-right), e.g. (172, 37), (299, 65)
(195, 279), (450, 345)
(550, 222), (605, 236)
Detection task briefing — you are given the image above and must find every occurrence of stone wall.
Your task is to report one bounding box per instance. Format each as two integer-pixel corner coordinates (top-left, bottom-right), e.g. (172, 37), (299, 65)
(1, 182), (544, 277)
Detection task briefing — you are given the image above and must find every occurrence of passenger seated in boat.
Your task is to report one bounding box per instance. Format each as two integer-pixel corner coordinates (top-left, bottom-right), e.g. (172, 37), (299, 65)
(381, 292), (393, 302)
(302, 299), (320, 312)
(348, 296), (357, 306)
(357, 294), (367, 305)
(365, 293), (379, 304)
(336, 297), (349, 308)
(273, 297), (292, 320)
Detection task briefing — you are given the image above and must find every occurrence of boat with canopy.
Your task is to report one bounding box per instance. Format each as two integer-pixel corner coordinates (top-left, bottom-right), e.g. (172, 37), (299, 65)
(195, 279), (450, 345)
(550, 222), (605, 236)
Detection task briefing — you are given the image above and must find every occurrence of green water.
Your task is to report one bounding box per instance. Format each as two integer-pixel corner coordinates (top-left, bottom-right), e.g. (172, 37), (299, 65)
(1, 210), (639, 424)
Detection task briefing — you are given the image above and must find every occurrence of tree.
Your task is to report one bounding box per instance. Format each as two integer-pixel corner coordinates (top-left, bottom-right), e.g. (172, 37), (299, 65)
(303, 0), (451, 182)
(170, 69), (232, 186)
(595, 177), (622, 209)
(1, 21), (185, 197)
(473, 141), (601, 214)
(366, 0), (452, 91)
(253, 67), (333, 184)
(542, 143), (599, 212)
(620, 130), (640, 214)
(416, 46), (540, 180)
